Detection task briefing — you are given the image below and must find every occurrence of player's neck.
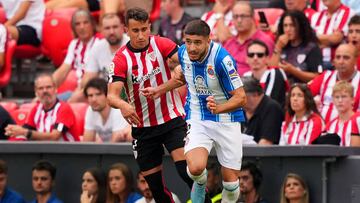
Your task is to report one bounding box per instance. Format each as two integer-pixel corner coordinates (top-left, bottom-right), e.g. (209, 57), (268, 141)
(100, 105), (111, 124)
(36, 192), (52, 203)
(327, 2), (342, 15)
(237, 26), (256, 43)
(244, 190), (259, 203)
(252, 67), (267, 80)
(339, 110), (354, 122)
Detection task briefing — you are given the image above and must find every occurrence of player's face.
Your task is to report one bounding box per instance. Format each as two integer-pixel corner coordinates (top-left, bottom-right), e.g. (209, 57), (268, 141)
(35, 76), (57, 107)
(108, 169), (127, 195)
(284, 177), (306, 201)
(32, 170), (53, 195)
(333, 90), (354, 114)
(290, 87), (306, 114)
(126, 19), (151, 49)
(239, 170), (255, 194)
(82, 172), (98, 196)
(74, 14), (94, 41)
(0, 173), (7, 197)
(137, 174), (152, 199)
(86, 87), (107, 112)
(334, 45), (356, 74)
(184, 34), (210, 61)
(348, 24), (360, 50)
(246, 44), (268, 71)
(102, 17), (124, 46)
(283, 16), (298, 41)
(232, 4), (253, 33)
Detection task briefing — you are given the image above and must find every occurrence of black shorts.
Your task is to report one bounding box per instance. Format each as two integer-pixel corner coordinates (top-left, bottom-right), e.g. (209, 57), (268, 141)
(17, 25), (40, 46)
(87, 0), (100, 11)
(132, 117), (187, 171)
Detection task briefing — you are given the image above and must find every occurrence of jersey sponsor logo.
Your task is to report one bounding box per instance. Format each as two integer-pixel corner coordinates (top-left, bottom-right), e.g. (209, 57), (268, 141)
(195, 75), (212, 95)
(131, 67), (161, 84)
(106, 62), (115, 82)
(297, 54), (306, 64)
(148, 51), (156, 61)
(228, 69), (239, 81)
(207, 65), (216, 79)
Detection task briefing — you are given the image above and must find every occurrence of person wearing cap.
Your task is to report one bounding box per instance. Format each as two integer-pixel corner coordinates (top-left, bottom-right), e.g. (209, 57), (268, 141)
(242, 76), (284, 145)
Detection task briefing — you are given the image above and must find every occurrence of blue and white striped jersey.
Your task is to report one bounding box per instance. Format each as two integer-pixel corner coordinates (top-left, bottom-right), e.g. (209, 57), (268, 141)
(178, 41), (245, 122)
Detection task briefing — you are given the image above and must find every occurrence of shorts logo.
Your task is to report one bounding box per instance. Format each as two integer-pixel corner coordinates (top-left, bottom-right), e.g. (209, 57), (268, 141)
(132, 139), (138, 159)
(195, 75), (212, 95)
(207, 65), (215, 79)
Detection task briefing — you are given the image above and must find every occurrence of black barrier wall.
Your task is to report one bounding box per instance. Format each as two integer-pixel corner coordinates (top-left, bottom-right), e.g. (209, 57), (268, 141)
(1, 142), (360, 203)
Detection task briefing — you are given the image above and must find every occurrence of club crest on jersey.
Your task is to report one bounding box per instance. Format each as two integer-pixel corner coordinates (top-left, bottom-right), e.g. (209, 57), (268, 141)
(207, 65), (215, 79)
(195, 75), (212, 96)
(297, 54), (306, 64)
(148, 51), (156, 61)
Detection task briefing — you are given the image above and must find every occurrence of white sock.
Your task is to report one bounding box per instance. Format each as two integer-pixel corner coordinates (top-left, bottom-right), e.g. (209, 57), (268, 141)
(187, 167), (207, 185)
(222, 180), (240, 203)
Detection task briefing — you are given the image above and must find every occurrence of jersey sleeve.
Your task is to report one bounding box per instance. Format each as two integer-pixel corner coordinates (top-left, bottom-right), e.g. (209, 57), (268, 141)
(63, 40), (77, 65)
(24, 105), (38, 130)
(84, 107), (95, 131)
(305, 45), (323, 73)
(109, 51), (127, 83)
(308, 114), (324, 144)
(308, 71), (326, 96)
(216, 54), (243, 92)
(155, 36), (178, 59)
(351, 113), (360, 136)
(53, 103), (75, 133)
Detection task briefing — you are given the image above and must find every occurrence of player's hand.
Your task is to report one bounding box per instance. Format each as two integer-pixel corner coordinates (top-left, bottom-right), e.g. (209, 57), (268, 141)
(279, 60), (295, 73)
(5, 124), (27, 137)
(276, 34), (289, 49)
(80, 190), (93, 203)
(120, 102), (141, 126)
(206, 96), (218, 114)
(140, 87), (161, 99)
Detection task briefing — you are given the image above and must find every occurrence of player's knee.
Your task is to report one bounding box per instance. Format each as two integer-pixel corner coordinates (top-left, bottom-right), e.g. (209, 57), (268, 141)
(187, 165), (206, 176)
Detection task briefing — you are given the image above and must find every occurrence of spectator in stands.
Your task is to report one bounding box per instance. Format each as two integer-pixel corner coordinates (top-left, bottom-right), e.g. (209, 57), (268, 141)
(238, 161), (268, 203)
(279, 173), (309, 203)
(223, 1), (274, 75)
(285, 0), (316, 19)
(201, 0), (236, 43)
(75, 13), (129, 102)
(83, 78), (131, 142)
(46, 0), (100, 12)
(269, 10), (323, 84)
(0, 105), (15, 140)
(81, 167), (107, 203)
(52, 9), (99, 102)
(280, 83), (324, 145)
(311, 0), (355, 69)
(0, 0), (45, 47)
(158, 0), (193, 45)
(347, 15), (360, 70)
(206, 160), (222, 203)
(107, 163), (142, 203)
(30, 160), (63, 203)
(325, 81), (360, 146)
(308, 43), (360, 124)
(100, 0), (125, 17)
(244, 39), (288, 107)
(4, 73), (79, 141)
(242, 76), (284, 145)
(0, 24), (7, 70)
(0, 160), (26, 203)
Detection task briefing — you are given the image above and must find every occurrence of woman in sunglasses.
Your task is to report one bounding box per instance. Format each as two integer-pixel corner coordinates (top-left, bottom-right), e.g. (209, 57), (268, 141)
(280, 83), (324, 145)
(269, 10), (323, 84)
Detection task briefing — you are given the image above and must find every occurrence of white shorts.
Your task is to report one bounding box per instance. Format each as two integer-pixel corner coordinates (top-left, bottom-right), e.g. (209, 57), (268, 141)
(184, 119), (243, 170)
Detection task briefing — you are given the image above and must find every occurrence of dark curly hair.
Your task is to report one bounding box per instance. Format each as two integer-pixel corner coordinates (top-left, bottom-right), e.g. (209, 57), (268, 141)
(285, 83), (319, 117)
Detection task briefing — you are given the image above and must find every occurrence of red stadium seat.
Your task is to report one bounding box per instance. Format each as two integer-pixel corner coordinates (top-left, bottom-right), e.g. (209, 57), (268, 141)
(0, 7), (6, 23)
(10, 108), (30, 125)
(42, 8), (75, 67)
(0, 101), (18, 112)
(57, 70), (78, 93)
(69, 102), (88, 136)
(254, 8), (284, 26)
(19, 102), (36, 110)
(149, 0), (161, 22)
(0, 39), (16, 88)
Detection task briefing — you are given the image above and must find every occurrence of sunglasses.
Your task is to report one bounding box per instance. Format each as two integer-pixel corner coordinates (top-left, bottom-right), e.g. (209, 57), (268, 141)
(247, 52), (266, 58)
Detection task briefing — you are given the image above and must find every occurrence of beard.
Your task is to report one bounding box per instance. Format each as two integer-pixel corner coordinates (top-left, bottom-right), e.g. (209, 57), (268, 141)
(107, 36), (121, 46)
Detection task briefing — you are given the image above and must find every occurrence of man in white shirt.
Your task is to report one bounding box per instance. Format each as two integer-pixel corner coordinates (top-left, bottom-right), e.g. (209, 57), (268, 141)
(0, 25), (7, 70)
(0, 0), (45, 46)
(83, 78), (131, 142)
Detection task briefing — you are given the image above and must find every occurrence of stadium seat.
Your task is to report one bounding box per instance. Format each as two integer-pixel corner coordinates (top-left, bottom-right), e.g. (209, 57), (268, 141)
(0, 39), (16, 88)
(254, 8), (284, 26)
(19, 102), (36, 110)
(57, 69), (78, 94)
(10, 108), (30, 125)
(69, 102), (88, 136)
(0, 7), (6, 23)
(149, 0), (161, 22)
(0, 101), (18, 112)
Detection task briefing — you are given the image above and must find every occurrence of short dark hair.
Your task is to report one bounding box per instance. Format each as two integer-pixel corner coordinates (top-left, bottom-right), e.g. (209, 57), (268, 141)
(241, 76), (263, 94)
(247, 40), (270, 56)
(84, 78), (108, 97)
(184, 19), (210, 37)
(125, 7), (149, 26)
(32, 160), (56, 180)
(0, 160), (8, 174)
(241, 161), (263, 191)
(349, 15), (360, 26)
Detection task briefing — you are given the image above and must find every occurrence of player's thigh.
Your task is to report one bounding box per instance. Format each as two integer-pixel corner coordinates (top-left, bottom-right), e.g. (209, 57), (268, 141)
(221, 166), (240, 182)
(162, 117), (187, 161)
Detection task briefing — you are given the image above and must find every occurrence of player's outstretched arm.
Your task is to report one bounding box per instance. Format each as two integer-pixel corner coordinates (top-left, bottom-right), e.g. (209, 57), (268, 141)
(140, 65), (186, 99)
(206, 87), (247, 114)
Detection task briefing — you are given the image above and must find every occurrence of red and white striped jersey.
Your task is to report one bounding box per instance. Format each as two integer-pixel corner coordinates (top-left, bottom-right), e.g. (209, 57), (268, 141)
(308, 70), (360, 123)
(25, 100), (79, 141)
(311, 4), (355, 62)
(326, 113), (360, 146)
(351, 112), (360, 136)
(110, 35), (184, 127)
(280, 112), (324, 145)
(201, 11), (236, 40)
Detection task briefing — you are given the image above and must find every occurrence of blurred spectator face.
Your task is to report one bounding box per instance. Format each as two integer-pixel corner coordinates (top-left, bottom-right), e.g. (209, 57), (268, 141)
(239, 170), (255, 194)
(137, 173), (152, 199)
(283, 16), (298, 41)
(348, 24), (360, 50)
(126, 19), (151, 50)
(0, 173), (7, 196)
(333, 90), (353, 113)
(32, 170), (53, 194)
(86, 87), (107, 112)
(285, 0), (306, 11)
(102, 16), (124, 46)
(74, 14), (94, 41)
(232, 3), (253, 34)
(108, 169), (126, 195)
(334, 44), (357, 74)
(82, 172), (98, 196)
(284, 177), (306, 201)
(161, 0), (175, 16)
(246, 44), (268, 71)
(290, 86), (306, 114)
(322, 0), (340, 8)
(35, 76), (57, 107)
(184, 34), (210, 61)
